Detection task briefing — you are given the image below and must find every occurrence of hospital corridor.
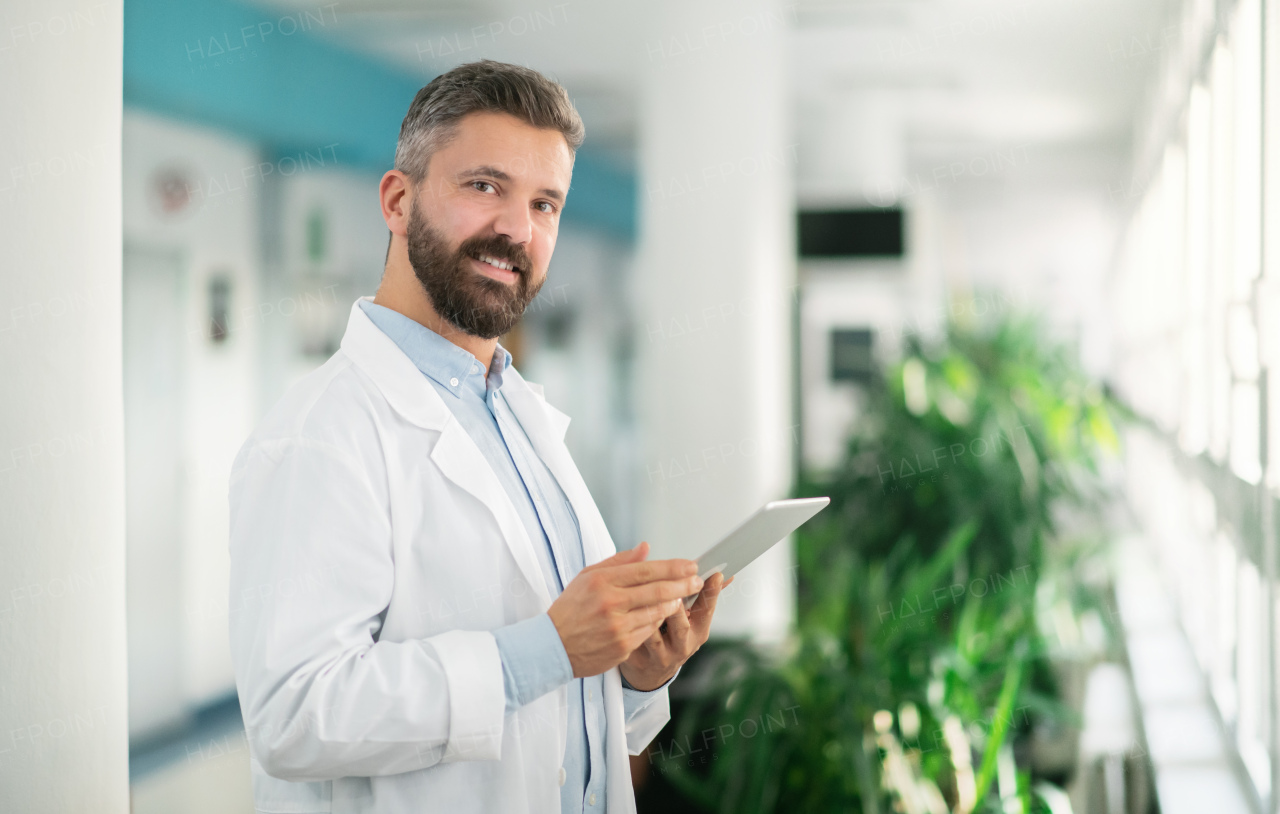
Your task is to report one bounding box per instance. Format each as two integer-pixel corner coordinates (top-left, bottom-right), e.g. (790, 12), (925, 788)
(3, 0), (1280, 813)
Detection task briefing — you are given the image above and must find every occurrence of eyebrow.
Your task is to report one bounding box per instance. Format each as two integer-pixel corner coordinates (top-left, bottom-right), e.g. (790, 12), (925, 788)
(458, 165), (565, 203)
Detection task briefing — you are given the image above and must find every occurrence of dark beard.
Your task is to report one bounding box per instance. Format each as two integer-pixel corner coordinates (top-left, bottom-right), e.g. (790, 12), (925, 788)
(406, 203), (543, 340)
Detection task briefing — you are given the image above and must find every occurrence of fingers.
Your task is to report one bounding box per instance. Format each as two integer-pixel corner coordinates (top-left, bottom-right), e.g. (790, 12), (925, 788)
(619, 573), (704, 610)
(610, 557), (699, 587)
(614, 598), (686, 642)
(625, 597), (685, 629)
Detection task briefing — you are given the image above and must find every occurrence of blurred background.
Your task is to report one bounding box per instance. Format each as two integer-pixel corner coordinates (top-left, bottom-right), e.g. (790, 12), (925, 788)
(3, 0), (1280, 812)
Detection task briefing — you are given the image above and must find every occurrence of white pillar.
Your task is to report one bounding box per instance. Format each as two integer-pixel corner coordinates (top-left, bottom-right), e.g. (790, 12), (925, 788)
(636, 0), (796, 642)
(0, 3), (130, 811)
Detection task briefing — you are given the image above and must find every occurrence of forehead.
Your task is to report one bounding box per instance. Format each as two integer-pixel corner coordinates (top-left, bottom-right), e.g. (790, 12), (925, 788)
(431, 111), (573, 186)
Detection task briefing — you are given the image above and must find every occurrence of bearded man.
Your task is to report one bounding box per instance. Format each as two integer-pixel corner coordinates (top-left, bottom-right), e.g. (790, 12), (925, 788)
(228, 60), (729, 814)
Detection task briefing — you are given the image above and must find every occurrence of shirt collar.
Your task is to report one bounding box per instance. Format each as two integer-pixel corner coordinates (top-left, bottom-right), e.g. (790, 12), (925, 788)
(357, 299), (511, 399)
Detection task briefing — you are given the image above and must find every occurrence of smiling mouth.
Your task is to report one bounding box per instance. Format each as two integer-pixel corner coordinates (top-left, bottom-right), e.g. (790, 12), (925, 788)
(473, 254), (522, 275)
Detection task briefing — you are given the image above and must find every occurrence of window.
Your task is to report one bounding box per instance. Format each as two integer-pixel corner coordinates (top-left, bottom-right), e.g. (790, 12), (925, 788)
(1112, 0), (1273, 805)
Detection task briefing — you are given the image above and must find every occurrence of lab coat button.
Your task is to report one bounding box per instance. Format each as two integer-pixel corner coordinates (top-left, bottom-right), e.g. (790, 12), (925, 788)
(589, 793), (597, 805)
(450, 377), (459, 387)
(558, 767), (566, 786)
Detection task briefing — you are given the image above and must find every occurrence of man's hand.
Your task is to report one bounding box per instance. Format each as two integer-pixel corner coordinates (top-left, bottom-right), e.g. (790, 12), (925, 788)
(619, 571), (732, 691)
(548, 542), (704, 679)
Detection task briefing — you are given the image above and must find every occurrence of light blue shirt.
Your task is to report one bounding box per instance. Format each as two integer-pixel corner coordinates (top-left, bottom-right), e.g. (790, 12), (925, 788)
(358, 300), (668, 813)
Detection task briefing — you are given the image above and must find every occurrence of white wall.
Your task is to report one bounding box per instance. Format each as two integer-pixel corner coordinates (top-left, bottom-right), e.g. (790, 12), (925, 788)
(263, 165), (389, 409)
(932, 182), (1119, 375)
(0, 2), (129, 810)
(800, 264), (916, 472)
(122, 110), (262, 726)
(798, 192), (950, 472)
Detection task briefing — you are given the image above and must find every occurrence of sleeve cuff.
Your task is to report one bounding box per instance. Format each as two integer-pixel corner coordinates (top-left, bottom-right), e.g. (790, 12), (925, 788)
(428, 629), (505, 763)
(492, 613), (574, 714)
(621, 665), (680, 720)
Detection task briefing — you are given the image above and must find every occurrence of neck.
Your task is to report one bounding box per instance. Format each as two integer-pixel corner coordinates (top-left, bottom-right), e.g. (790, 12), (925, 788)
(373, 238), (500, 374)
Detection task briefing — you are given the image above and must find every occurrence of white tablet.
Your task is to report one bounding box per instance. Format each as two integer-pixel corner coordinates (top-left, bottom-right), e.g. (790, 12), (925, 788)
(682, 497), (831, 609)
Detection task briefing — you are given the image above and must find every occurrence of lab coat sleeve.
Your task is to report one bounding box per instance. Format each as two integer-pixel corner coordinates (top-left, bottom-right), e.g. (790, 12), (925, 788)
(228, 437), (505, 782)
(622, 682), (671, 756)
(613, 651), (676, 757)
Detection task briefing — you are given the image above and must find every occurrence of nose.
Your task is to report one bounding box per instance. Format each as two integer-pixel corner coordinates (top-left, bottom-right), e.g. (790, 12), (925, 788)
(492, 197), (533, 247)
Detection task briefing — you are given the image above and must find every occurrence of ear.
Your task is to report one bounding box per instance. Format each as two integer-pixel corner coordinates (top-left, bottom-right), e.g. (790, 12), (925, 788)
(380, 170), (412, 237)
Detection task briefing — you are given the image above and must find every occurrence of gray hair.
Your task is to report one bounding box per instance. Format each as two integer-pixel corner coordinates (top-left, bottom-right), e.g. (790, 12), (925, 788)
(394, 60), (585, 181)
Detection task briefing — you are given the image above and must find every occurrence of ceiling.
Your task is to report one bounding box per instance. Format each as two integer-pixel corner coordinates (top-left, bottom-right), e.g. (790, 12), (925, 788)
(252, 0), (1176, 196)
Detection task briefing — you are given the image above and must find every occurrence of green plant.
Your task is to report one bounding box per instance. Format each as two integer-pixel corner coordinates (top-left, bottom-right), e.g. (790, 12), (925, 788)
(659, 307), (1120, 814)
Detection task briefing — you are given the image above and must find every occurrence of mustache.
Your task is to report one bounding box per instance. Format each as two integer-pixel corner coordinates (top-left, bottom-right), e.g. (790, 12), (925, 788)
(459, 234), (532, 275)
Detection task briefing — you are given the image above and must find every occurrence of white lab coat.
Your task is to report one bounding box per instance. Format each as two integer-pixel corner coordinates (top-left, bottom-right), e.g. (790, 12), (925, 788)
(228, 297), (669, 814)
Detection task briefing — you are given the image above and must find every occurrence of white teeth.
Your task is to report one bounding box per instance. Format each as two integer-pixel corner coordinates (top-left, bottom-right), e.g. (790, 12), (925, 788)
(479, 255), (513, 272)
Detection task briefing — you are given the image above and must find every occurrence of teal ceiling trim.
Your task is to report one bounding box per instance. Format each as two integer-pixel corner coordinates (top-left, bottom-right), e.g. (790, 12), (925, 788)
(123, 0), (635, 239)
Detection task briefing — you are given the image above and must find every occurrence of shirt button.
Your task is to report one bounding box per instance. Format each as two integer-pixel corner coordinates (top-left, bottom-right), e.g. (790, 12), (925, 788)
(449, 377), (459, 387)
(558, 767), (566, 787)
(589, 793), (597, 806)
(472, 365), (480, 373)
(588, 688), (593, 701)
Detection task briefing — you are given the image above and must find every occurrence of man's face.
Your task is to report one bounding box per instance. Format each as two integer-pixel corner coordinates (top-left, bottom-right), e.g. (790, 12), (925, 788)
(406, 111), (573, 340)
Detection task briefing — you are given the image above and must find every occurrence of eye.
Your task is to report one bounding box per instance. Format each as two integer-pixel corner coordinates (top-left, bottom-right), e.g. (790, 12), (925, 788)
(534, 201), (557, 214)
(471, 181), (496, 194)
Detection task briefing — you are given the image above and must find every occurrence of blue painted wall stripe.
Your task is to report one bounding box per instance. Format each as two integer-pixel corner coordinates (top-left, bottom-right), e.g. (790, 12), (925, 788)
(123, 0), (635, 238)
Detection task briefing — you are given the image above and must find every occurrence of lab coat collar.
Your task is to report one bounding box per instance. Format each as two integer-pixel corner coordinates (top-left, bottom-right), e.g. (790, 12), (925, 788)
(355, 299), (522, 403)
(341, 297), (572, 445)
(340, 297), (453, 432)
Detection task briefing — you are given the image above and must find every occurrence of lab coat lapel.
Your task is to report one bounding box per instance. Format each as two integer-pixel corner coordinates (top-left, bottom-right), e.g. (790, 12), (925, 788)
(429, 421), (554, 608)
(501, 371), (616, 566)
(339, 298), (553, 609)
